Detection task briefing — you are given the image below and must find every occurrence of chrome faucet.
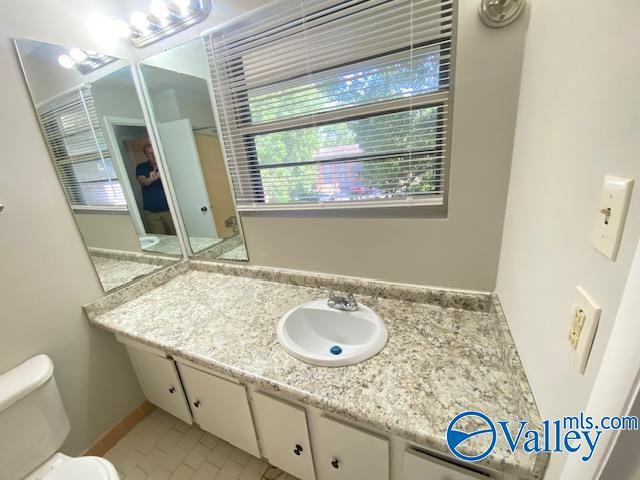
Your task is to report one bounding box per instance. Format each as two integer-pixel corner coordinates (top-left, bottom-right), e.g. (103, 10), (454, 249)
(321, 288), (358, 312)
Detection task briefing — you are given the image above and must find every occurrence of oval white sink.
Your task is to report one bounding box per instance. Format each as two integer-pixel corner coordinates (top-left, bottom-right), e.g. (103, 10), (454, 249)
(277, 299), (388, 367)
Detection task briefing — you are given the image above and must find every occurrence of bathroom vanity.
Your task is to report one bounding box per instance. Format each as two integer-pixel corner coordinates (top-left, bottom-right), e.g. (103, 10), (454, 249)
(84, 261), (549, 480)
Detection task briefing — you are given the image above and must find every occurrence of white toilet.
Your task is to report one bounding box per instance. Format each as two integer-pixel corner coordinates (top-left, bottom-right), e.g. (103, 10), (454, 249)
(0, 355), (120, 480)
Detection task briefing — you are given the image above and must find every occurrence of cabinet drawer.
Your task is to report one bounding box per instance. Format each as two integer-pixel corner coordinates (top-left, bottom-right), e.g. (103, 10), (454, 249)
(177, 363), (259, 457)
(125, 345), (192, 424)
(314, 415), (388, 480)
(252, 392), (316, 480)
(404, 450), (490, 480)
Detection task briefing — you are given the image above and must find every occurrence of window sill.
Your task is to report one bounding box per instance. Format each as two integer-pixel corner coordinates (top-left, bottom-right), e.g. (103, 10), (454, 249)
(236, 195), (444, 212)
(238, 196), (447, 219)
(72, 206), (129, 213)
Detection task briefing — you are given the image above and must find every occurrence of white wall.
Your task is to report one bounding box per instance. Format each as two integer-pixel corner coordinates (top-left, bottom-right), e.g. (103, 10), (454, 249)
(495, 1), (640, 478)
(141, 39), (210, 79)
(0, 0), (144, 455)
(146, 73), (215, 130)
(148, 89), (181, 123)
(75, 210), (142, 251)
(92, 80), (146, 120)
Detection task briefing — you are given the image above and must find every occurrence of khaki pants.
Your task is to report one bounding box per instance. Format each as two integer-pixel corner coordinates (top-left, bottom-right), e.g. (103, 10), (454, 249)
(143, 210), (176, 235)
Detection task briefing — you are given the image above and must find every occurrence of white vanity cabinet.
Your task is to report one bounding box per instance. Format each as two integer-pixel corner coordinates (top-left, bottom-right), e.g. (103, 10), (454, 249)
(313, 415), (389, 480)
(123, 344), (192, 424)
(251, 391), (316, 480)
(177, 362), (260, 457)
(404, 450), (490, 480)
(119, 337), (503, 480)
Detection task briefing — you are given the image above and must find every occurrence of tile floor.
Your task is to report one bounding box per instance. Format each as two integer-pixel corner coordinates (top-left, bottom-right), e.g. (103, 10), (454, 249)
(104, 408), (297, 480)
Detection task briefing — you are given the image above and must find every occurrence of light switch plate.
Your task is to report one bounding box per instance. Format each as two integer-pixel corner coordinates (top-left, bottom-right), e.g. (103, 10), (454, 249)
(592, 175), (634, 261)
(569, 286), (601, 375)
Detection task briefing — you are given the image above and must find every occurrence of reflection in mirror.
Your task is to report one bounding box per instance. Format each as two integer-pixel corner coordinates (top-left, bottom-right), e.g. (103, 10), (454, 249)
(15, 39), (182, 292)
(139, 39), (248, 261)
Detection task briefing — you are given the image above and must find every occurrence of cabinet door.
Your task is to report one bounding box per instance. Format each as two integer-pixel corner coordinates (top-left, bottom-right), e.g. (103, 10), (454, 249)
(314, 415), (388, 480)
(177, 363), (260, 457)
(125, 345), (192, 424)
(404, 450), (490, 480)
(252, 392), (316, 480)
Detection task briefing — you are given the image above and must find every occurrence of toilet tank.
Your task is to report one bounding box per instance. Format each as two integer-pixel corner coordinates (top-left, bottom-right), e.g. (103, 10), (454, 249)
(0, 355), (71, 480)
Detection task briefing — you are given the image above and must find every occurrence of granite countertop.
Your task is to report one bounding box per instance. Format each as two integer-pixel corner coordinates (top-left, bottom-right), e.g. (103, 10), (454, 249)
(85, 262), (547, 479)
(91, 256), (160, 291)
(88, 248), (178, 292)
(141, 235), (220, 256)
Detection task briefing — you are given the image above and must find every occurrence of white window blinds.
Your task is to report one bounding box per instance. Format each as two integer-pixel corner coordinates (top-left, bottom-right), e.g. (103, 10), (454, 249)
(205, 0), (454, 210)
(37, 87), (126, 209)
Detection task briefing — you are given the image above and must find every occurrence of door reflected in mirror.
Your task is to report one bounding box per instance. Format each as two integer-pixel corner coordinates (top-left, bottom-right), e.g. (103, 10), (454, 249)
(139, 38), (248, 261)
(15, 39), (182, 292)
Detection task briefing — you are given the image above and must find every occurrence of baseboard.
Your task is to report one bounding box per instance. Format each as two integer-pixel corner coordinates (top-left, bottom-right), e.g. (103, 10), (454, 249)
(82, 400), (156, 457)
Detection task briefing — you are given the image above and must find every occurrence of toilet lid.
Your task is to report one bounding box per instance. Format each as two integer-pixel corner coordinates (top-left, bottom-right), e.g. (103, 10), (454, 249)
(45, 457), (119, 480)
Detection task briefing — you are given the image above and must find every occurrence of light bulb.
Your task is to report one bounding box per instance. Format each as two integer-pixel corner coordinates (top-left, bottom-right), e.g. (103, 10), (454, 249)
(69, 48), (88, 63)
(112, 19), (132, 38)
(150, 0), (171, 21)
(130, 11), (151, 32)
(58, 55), (75, 69)
(173, 0), (191, 14)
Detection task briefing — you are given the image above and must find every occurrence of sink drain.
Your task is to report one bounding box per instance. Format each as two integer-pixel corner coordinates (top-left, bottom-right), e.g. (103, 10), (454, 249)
(330, 345), (343, 355)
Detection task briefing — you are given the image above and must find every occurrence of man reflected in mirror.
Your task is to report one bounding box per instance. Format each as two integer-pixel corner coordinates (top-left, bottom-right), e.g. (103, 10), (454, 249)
(136, 144), (176, 235)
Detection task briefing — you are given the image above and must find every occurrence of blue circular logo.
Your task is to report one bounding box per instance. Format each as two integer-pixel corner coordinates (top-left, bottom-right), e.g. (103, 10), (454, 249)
(446, 411), (497, 462)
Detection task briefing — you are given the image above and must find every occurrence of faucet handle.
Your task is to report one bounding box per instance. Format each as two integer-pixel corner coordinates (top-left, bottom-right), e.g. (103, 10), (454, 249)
(320, 286), (334, 296)
(320, 287), (336, 307)
(346, 292), (358, 309)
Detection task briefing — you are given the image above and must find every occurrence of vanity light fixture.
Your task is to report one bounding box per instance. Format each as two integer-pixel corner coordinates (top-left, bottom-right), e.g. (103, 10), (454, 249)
(130, 11), (154, 34)
(87, 0), (210, 48)
(173, 0), (193, 15)
(128, 0), (211, 47)
(149, 0), (174, 24)
(57, 48), (118, 74)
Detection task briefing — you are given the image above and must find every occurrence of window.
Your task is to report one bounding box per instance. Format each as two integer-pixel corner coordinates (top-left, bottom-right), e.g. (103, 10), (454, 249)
(37, 87), (126, 209)
(205, 0), (454, 210)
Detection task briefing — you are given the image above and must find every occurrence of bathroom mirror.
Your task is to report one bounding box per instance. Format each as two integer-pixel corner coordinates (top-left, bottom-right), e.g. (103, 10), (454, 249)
(15, 39), (183, 292)
(138, 38), (248, 261)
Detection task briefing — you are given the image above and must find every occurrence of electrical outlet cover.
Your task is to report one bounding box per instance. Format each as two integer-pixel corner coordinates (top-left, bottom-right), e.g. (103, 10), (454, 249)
(572, 286), (601, 375)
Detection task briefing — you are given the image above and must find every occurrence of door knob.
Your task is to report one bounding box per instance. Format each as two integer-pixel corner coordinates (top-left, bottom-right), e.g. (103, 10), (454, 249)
(193, 400), (201, 408)
(201, 206), (208, 212)
(169, 387), (176, 394)
(331, 459), (340, 469)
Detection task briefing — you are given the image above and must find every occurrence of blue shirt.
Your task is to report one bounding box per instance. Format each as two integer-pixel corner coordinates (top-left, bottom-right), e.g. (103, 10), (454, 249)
(136, 162), (169, 212)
